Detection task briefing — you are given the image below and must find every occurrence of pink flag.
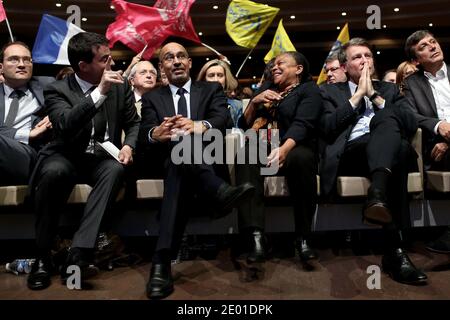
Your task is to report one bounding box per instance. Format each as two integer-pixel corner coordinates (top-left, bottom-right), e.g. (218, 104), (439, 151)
(107, 0), (173, 59)
(0, 1), (7, 23)
(154, 0), (201, 44)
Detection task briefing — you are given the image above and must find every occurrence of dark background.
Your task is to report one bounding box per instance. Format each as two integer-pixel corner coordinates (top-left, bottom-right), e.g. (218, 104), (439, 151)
(1, 0), (450, 83)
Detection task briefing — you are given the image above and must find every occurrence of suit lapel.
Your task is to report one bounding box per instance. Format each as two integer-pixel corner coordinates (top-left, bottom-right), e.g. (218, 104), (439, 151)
(161, 86), (176, 117)
(68, 74), (87, 101)
(103, 90), (115, 140)
(189, 81), (200, 120)
(28, 78), (45, 107)
(339, 82), (352, 101)
(418, 72), (438, 115)
(0, 84), (5, 125)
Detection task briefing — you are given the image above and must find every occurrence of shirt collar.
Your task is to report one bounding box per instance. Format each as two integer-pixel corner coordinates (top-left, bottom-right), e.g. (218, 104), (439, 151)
(348, 80), (358, 95)
(3, 83), (29, 98)
(424, 62), (447, 81)
(75, 73), (96, 94)
(169, 78), (192, 96)
(133, 91), (141, 103)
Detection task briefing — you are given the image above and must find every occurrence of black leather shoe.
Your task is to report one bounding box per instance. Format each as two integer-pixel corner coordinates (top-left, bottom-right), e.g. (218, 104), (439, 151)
(247, 230), (266, 263)
(27, 256), (53, 290)
(363, 186), (392, 225)
(295, 239), (318, 262)
(382, 248), (428, 285)
(213, 182), (255, 219)
(425, 228), (450, 253)
(146, 263), (174, 299)
(60, 247), (99, 284)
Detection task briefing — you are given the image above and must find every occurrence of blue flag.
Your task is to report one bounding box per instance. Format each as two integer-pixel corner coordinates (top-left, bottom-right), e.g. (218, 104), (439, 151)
(32, 14), (84, 65)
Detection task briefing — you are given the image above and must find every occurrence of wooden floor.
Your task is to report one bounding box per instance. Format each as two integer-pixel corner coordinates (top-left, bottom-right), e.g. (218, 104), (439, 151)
(1, 244), (450, 300)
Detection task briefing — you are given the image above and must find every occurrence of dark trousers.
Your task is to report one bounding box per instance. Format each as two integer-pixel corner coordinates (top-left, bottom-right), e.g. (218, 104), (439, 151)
(32, 152), (124, 252)
(236, 142), (318, 237)
(154, 135), (226, 258)
(338, 108), (416, 229)
(0, 135), (37, 185)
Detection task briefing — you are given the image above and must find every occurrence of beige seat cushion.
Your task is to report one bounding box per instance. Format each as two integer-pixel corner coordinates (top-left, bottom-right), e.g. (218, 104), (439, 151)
(337, 172), (423, 197)
(67, 184), (93, 204)
(67, 184), (125, 204)
(426, 171), (450, 192)
(136, 179), (164, 199)
(0, 185), (28, 206)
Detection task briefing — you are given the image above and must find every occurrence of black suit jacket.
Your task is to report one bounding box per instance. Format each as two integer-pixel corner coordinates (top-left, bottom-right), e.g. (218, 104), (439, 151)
(319, 80), (417, 195)
(41, 73), (140, 157)
(0, 76), (54, 150)
(138, 80), (229, 151)
(238, 81), (323, 147)
(403, 65), (450, 161)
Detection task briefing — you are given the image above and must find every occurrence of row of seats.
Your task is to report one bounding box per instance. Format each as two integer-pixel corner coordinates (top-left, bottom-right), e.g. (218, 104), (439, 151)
(1, 129), (449, 208)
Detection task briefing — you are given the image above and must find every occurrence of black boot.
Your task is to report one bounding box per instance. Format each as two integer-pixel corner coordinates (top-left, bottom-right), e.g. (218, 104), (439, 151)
(246, 229), (266, 263)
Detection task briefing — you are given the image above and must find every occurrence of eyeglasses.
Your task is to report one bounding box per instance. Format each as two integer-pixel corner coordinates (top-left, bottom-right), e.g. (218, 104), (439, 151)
(163, 52), (189, 63)
(326, 67), (341, 73)
(6, 56), (33, 65)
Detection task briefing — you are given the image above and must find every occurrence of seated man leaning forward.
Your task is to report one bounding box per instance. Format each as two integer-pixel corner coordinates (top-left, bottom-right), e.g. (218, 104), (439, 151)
(139, 42), (255, 299)
(27, 32), (140, 290)
(320, 37), (426, 285)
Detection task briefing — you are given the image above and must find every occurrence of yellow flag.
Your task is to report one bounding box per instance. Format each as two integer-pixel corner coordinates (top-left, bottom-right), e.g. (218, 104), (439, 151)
(264, 19), (296, 63)
(226, 0), (279, 49)
(316, 23), (350, 85)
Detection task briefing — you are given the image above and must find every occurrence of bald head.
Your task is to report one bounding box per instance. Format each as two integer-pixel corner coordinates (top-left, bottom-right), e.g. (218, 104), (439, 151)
(158, 42), (192, 87)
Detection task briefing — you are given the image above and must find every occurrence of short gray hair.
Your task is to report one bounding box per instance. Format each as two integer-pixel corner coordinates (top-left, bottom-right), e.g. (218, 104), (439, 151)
(338, 37), (372, 64)
(129, 61), (156, 79)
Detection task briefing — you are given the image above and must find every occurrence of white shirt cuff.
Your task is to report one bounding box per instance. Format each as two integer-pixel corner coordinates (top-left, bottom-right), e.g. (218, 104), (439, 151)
(90, 88), (107, 109)
(377, 101), (386, 109)
(14, 128), (30, 144)
(435, 121), (442, 135)
(148, 127), (158, 143)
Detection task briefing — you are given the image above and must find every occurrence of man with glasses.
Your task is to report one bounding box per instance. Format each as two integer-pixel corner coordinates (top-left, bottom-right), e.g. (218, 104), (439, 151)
(0, 41), (54, 186)
(325, 52), (347, 84)
(139, 42), (255, 299)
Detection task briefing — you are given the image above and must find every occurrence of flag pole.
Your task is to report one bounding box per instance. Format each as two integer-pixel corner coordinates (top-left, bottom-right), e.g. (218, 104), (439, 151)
(201, 42), (230, 65)
(4, 15), (14, 42)
(235, 47), (254, 78)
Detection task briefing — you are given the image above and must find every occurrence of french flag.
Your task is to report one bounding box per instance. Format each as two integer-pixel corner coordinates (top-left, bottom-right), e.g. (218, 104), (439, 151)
(32, 14), (84, 65)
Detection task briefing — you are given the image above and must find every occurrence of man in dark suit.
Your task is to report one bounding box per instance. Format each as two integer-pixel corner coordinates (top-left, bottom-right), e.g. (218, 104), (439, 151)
(27, 32), (140, 290)
(404, 30), (450, 253)
(139, 42), (254, 299)
(0, 41), (53, 186)
(320, 38), (426, 285)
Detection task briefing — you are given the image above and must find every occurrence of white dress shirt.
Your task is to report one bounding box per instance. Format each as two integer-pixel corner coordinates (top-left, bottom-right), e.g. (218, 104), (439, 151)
(2, 83), (40, 144)
(74, 74), (109, 153)
(423, 63), (450, 134)
(348, 81), (385, 141)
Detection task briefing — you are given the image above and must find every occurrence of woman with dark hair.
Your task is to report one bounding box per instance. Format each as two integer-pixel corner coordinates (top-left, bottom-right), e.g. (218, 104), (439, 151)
(236, 51), (323, 264)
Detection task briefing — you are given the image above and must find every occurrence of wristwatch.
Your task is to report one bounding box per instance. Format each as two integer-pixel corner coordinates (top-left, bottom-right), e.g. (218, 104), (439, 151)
(369, 91), (381, 102)
(201, 120), (211, 130)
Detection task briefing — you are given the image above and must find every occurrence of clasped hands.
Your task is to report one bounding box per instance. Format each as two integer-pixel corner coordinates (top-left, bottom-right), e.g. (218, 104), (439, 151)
(152, 115), (206, 143)
(350, 62), (377, 107)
